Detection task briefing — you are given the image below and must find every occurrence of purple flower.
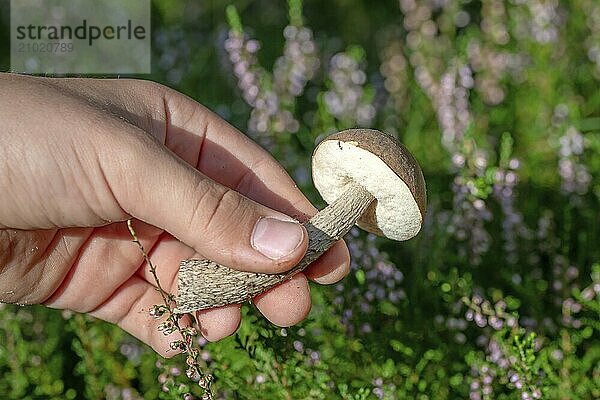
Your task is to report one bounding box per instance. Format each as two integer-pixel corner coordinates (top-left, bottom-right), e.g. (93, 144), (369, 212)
(310, 351), (320, 361)
(224, 7), (319, 137)
(373, 387), (384, 399)
(201, 350), (211, 362)
(293, 340), (304, 353)
(557, 126), (591, 195)
(324, 52), (375, 126)
(274, 26), (319, 101)
(334, 229), (405, 333)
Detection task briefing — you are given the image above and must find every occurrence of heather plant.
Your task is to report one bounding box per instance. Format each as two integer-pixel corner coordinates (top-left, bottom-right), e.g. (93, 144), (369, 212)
(1, 0), (599, 399)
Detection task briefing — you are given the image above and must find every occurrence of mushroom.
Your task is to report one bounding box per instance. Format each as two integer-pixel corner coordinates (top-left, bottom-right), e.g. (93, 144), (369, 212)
(175, 128), (426, 313)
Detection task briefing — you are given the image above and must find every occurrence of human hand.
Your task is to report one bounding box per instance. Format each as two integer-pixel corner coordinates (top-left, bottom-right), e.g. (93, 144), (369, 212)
(0, 73), (350, 356)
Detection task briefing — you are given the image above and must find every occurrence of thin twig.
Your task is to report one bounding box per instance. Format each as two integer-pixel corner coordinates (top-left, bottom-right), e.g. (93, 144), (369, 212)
(127, 220), (171, 306)
(127, 219), (213, 398)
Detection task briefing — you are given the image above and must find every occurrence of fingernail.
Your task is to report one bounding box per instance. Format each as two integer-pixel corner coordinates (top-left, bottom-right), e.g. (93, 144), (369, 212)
(251, 217), (305, 260)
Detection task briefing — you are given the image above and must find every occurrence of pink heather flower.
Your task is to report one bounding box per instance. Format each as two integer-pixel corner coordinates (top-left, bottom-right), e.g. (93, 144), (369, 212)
(324, 52), (375, 126)
(558, 126), (591, 195)
(583, 1), (600, 77)
(399, 0), (499, 265)
(224, 13), (319, 136)
(274, 25), (319, 101)
(493, 154), (530, 264)
(293, 340), (304, 352)
(526, 0), (562, 44)
(334, 229), (404, 333)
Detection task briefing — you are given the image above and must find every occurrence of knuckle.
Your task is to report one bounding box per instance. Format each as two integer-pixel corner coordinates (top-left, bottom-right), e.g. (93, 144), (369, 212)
(129, 78), (167, 97)
(202, 186), (249, 240)
(190, 181), (248, 241)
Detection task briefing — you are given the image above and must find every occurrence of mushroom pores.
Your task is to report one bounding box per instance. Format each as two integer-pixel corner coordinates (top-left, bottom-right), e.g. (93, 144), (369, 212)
(311, 129), (426, 241)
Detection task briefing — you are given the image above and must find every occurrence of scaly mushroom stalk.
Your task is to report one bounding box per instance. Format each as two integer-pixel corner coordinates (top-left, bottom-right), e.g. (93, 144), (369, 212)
(175, 182), (374, 313)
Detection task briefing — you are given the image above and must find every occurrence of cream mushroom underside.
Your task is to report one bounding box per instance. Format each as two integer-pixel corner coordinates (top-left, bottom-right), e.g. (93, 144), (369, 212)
(312, 139), (422, 240)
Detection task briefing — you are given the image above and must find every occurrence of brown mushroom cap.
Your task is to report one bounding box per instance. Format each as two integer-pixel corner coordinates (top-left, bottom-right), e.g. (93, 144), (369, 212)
(312, 128), (427, 240)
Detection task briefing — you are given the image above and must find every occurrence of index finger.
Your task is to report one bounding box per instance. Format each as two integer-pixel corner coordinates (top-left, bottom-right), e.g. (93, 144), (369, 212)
(161, 89), (351, 284)
(164, 91), (313, 220)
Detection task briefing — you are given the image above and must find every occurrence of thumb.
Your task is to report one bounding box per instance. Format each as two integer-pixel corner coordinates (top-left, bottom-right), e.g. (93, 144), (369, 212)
(101, 131), (308, 274)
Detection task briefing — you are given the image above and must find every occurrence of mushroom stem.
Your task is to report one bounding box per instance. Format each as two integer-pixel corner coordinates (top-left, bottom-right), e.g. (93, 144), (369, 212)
(175, 181), (375, 313)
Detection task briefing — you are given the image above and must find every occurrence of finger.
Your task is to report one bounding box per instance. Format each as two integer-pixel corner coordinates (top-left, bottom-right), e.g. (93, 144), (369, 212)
(96, 126), (308, 274)
(134, 224), (194, 291)
(41, 77), (313, 220)
(44, 221), (161, 311)
(304, 240), (350, 284)
(164, 94), (315, 221)
(253, 273), (312, 327)
(195, 305), (242, 342)
(160, 93), (352, 282)
(89, 275), (191, 358)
